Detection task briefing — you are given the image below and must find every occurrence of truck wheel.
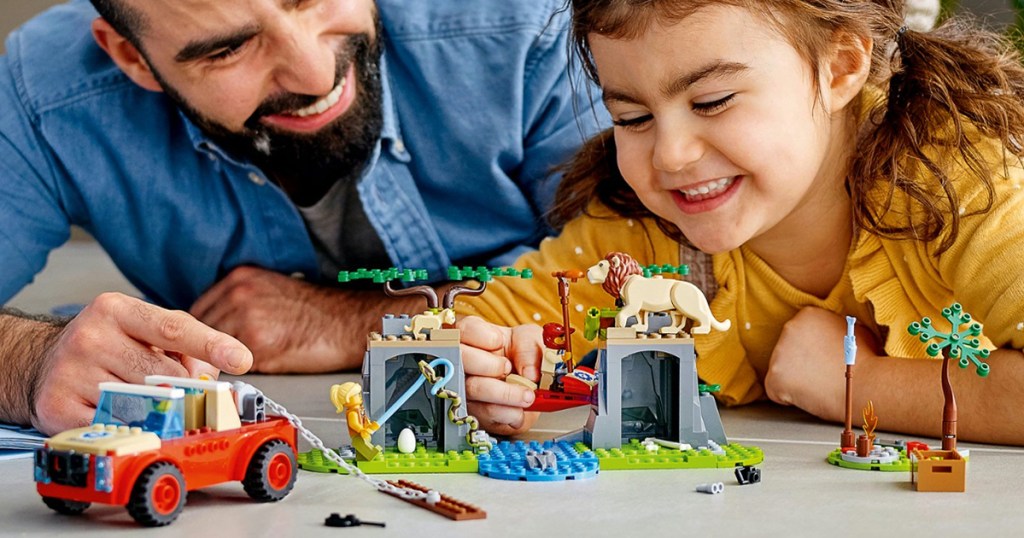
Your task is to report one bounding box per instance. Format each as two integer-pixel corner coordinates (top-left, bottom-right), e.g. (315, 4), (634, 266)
(126, 461), (185, 527)
(42, 496), (90, 515)
(243, 439), (296, 502)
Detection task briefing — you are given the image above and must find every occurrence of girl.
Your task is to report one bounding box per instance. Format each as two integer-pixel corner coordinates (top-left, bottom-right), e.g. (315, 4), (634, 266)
(456, 0), (1024, 444)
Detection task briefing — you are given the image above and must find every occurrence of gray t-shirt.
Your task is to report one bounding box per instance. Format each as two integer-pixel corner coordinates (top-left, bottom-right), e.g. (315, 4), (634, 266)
(298, 179), (391, 281)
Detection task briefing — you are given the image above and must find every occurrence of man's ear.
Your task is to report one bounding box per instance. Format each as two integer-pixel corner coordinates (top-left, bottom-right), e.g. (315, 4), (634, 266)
(825, 30), (872, 113)
(91, 17), (163, 93)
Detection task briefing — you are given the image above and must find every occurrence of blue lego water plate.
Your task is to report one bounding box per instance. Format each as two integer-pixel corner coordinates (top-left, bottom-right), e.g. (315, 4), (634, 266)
(477, 440), (599, 481)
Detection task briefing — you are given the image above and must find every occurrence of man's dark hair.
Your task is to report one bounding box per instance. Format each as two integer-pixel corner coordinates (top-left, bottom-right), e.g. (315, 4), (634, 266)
(89, 0), (147, 48)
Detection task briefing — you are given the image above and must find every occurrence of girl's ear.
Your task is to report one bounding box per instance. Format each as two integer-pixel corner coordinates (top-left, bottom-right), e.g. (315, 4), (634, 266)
(825, 30), (872, 113)
(91, 17), (163, 93)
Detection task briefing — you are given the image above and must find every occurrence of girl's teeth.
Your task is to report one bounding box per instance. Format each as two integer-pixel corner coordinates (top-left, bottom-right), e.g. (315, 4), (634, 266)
(681, 177), (734, 200)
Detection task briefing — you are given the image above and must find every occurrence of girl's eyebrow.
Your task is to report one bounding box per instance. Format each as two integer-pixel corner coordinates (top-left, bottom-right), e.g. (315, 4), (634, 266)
(602, 60), (749, 106)
(660, 60), (749, 98)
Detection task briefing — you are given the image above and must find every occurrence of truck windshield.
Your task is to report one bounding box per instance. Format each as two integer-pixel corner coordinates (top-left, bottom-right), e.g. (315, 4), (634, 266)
(93, 392), (185, 439)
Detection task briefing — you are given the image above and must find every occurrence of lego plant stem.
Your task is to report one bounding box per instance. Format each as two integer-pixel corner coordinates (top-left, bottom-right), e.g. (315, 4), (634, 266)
(841, 316), (857, 449)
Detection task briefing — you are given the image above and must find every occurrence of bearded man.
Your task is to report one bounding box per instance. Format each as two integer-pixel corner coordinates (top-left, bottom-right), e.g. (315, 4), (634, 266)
(0, 0), (606, 434)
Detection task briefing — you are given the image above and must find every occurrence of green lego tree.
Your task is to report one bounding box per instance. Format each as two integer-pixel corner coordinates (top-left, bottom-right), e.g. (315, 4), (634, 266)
(907, 303), (991, 452)
(338, 266), (531, 311)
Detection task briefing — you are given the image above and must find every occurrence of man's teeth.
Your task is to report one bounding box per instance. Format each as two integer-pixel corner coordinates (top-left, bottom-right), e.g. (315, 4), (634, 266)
(680, 176), (734, 200)
(289, 78), (346, 118)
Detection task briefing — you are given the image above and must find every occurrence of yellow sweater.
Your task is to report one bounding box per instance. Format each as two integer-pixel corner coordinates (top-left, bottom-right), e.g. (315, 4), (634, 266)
(459, 145), (1024, 407)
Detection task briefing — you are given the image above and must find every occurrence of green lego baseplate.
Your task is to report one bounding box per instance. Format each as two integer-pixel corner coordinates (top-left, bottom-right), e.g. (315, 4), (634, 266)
(582, 439), (764, 471)
(298, 446), (479, 474)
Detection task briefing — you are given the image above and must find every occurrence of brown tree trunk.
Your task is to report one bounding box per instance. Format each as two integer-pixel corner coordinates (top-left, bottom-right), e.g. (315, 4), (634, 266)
(941, 354), (957, 451)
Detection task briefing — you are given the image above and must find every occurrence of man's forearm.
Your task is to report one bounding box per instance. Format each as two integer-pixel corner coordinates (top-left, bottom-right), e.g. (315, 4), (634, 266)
(855, 349), (1024, 446)
(0, 309), (67, 425)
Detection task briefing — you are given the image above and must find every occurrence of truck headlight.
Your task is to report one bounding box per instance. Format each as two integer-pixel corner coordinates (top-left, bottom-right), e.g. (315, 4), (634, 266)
(94, 455), (113, 493)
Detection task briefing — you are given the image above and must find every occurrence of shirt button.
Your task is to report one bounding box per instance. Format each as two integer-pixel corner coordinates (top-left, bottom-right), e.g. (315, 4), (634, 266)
(393, 138), (406, 154)
(248, 172), (267, 186)
(290, 272), (306, 279)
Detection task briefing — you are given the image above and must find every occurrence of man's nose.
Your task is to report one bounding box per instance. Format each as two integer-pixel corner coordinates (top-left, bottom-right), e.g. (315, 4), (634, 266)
(271, 24), (338, 97)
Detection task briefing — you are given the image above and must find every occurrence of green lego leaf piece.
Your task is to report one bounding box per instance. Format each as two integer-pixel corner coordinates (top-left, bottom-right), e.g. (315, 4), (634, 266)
(339, 267), (430, 284)
(698, 384), (721, 394)
(446, 266), (534, 282)
(907, 303), (991, 377)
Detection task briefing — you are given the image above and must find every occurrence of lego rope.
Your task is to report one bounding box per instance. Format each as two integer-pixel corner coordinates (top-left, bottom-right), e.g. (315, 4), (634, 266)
(375, 358), (455, 424)
(263, 396), (429, 501)
(417, 360), (491, 451)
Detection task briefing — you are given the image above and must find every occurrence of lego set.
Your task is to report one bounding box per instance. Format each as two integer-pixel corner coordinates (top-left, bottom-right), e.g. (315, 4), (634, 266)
(826, 304), (992, 492)
(300, 254), (762, 484)
(34, 253), (767, 526)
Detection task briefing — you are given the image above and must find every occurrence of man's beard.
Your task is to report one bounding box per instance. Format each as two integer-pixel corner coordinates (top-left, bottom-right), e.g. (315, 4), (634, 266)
(153, 27), (384, 205)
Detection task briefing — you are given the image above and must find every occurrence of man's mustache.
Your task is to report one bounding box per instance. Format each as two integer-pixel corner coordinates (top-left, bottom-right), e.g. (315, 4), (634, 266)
(242, 47), (355, 130)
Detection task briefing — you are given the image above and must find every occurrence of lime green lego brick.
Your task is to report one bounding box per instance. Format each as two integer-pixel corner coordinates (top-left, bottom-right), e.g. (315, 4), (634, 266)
(584, 307), (619, 341)
(826, 448), (912, 472)
(299, 446), (479, 474)
(579, 440), (764, 471)
(356, 446), (478, 474)
(297, 449), (352, 475)
(716, 443), (765, 468)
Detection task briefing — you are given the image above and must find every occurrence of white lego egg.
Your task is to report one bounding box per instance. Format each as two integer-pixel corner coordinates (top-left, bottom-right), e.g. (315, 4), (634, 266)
(397, 428), (416, 454)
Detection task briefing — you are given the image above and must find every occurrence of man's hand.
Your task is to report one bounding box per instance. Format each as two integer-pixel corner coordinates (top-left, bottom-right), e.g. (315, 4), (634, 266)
(458, 315), (542, 436)
(1, 293), (252, 435)
(764, 306), (879, 421)
(191, 266), (420, 373)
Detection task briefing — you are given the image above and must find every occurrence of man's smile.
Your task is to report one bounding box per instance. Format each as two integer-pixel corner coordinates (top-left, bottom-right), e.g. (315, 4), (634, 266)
(259, 62), (357, 133)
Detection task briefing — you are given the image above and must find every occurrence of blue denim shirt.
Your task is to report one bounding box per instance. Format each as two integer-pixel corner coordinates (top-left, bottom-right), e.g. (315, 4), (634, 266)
(0, 0), (608, 309)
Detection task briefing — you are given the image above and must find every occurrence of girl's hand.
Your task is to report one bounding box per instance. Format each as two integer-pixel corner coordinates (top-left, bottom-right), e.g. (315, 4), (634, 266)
(765, 306), (879, 422)
(457, 316), (542, 435)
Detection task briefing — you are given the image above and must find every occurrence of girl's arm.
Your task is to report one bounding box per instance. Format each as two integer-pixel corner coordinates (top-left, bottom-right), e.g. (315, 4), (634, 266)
(766, 306), (1024, 446)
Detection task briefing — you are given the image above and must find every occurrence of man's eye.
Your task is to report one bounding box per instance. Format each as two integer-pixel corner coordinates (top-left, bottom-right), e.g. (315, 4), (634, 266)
(208, 43), (246, 62)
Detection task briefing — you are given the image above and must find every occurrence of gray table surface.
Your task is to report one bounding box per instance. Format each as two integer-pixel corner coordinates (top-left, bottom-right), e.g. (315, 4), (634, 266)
(4, 241), (1024, 536)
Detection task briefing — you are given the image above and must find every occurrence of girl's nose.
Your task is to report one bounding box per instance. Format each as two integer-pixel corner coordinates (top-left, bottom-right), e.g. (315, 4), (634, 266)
(652, 126), (704, 173)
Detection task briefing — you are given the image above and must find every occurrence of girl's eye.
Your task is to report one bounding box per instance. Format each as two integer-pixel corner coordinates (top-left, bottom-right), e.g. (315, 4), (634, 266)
(613, 114), (652, 131)
(692, 93), (735, 115)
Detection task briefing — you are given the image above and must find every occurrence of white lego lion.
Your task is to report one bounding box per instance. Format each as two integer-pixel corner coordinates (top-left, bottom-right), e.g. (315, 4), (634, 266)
(587, 252), (730, 335)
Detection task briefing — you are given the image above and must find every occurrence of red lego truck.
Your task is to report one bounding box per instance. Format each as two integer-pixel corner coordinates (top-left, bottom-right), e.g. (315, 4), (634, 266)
(34, 375), (298, 526)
